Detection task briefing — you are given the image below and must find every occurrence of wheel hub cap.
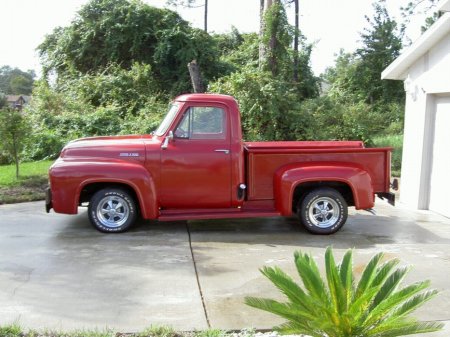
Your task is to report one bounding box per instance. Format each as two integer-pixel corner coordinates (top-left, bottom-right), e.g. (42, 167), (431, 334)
(309, 197), (340, 228)
(96, 196), (130, 228)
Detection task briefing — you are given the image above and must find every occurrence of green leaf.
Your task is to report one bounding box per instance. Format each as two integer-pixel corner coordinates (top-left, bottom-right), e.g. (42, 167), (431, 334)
(294, 251), (329, 304)
(363, 280), (433, 327)
(259, 266), (317, 312)
(339, 248), (354, 308)
(367, 319), (444, 337)
(370, 266), (410, 309)
(244, 297), (316, 322)
(325, 247), (346, 314)
(354, 252), (384, 300)
(245, 247), (442, 337)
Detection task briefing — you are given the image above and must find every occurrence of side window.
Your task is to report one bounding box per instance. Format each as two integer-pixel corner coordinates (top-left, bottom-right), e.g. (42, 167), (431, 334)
(175, 106), (226, 140)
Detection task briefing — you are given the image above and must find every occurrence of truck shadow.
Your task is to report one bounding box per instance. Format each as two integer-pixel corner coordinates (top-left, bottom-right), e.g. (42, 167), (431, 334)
(52, 207), (450, 277)
(59, 208), (450, 249)
(184, 213), (450, 249)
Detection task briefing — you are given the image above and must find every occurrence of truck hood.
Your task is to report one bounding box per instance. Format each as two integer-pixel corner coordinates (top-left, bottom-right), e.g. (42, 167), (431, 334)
(60, 135), (153, 162)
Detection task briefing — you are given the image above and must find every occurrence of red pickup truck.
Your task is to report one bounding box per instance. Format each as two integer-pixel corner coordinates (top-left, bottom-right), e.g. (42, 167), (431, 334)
(46, 93), (394, 234)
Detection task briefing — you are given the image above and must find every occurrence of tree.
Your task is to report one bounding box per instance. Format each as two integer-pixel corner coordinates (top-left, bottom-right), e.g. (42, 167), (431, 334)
(401, 0), (440, 36)
(167, 0), (209, 32)
(356, 0), (404, 105)
(38, 0), (223, 95)
(246, 246), (443, 337)
(0, 107), (29, 178)
(261, 1), (291, 77)
(283, 0), (300, 81)
(325, 1), (404, 106)
(0, 66), (35, 95)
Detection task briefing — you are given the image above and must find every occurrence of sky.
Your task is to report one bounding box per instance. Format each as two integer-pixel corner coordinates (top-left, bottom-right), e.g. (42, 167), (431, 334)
(0, 0), (427, 76)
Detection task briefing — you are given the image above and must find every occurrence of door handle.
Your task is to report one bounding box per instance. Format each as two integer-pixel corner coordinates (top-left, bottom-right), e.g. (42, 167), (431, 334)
(214, 149), (230, 154)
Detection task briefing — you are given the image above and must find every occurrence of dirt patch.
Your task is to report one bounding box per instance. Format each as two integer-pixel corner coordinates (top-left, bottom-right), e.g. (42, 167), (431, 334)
(0, 177), (48, 204)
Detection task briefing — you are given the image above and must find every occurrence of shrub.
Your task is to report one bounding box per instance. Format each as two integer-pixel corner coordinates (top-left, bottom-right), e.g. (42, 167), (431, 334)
(245, 246), (442, 337)
(0, 107), (30, 177)
(209, 67), (312, 141)
(373, 134), (403, 177)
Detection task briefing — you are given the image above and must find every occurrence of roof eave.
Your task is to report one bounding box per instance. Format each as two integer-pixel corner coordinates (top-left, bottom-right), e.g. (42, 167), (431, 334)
(437, 0), (450, 12)
(382, 12), (450, 80)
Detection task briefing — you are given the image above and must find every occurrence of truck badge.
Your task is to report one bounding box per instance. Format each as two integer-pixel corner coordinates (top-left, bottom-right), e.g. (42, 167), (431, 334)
(119, 153), (140, 157)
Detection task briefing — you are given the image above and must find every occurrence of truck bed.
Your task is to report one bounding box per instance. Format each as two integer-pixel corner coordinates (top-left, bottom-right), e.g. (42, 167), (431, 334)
(244, 141), (391, 201)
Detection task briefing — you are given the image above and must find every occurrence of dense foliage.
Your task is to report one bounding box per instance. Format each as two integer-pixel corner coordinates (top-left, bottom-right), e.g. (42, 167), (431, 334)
(38, 0), (225, 95)
(246, 247), (442, 337)
(24, 77), (167, 161)
(0, 107), (30, 176)
(4, 0), (408, 174)
(321, 0), (405, 144)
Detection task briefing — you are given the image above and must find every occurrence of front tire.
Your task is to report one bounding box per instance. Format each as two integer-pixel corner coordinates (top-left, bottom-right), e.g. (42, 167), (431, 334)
(88, 188), (137, 233)
(298, 188), (348, 235)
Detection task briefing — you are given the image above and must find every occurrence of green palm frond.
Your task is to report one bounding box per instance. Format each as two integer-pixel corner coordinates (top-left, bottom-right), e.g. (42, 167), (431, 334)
(244, 297), (315, 322)
(367, 319), (444, 337)
(363, 281), (433, 327)
(354, 252), (384, 300)
(325, 246), (346, 314)
(339, 249), (354, 310)
(392, 289), (438, 318)
(259, 266), (311, 310)
(245, 246), (442, 337)
(370, 266), (410, 310)
(294, 251), (329, 304)
(370, 259), (400, 289)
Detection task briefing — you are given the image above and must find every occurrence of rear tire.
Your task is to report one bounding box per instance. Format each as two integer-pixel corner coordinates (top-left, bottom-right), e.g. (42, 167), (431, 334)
(88, 188), (137, 233)
(298, 188), (348, 235)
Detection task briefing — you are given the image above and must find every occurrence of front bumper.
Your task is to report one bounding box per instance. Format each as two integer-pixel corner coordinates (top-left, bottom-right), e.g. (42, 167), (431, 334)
(45, 187), (53, 213)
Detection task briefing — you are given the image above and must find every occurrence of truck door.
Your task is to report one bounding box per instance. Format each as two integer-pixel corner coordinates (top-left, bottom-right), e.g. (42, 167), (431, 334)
(160, 104), (232, 208)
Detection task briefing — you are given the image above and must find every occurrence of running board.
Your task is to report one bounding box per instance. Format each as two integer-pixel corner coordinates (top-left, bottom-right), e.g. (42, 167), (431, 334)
(159, 209), (281, 222)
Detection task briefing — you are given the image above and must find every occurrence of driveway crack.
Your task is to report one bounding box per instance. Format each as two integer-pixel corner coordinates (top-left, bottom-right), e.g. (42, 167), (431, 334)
(186, 222), (211, 328)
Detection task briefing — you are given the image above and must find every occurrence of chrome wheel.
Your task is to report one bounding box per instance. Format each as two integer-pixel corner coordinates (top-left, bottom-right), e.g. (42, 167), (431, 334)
(299, 188), (348, 235)
(308, 197), (340, 228)
(96, 195), (130, 228)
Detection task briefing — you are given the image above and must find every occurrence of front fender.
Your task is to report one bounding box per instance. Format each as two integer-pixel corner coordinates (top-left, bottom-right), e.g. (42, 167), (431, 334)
(274, 163), (374, 216)
(50, 159), (158, 219)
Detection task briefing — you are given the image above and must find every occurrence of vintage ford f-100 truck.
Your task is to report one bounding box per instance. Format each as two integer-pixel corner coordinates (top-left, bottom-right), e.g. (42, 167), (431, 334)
(46, 93), (395, 234)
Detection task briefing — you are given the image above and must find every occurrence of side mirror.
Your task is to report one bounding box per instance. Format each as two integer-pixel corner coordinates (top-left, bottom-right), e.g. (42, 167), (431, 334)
(161, 131), (174, 149)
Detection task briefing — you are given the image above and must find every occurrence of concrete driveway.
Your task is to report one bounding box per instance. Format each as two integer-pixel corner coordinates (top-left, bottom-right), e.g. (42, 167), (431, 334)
(0, 200), (449, 335)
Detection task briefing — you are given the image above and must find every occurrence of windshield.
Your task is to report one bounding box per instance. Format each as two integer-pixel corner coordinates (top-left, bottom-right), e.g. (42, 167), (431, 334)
(154, 103), (179, 136)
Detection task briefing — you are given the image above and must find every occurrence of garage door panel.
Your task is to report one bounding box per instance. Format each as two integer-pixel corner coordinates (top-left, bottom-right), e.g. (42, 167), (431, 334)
(429, 96), (450, 218)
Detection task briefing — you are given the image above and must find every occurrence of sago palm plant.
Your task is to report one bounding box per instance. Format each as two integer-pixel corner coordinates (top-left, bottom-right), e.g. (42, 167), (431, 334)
(245, 247), (443, 337)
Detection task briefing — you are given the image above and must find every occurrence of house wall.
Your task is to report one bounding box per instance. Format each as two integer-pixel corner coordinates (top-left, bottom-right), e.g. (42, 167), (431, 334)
(401, 33), (450, 210)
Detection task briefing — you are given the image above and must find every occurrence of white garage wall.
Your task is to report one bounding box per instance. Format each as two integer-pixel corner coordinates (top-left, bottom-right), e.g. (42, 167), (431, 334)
(428, 96), (450, 217)
(400, 33), (450, 210)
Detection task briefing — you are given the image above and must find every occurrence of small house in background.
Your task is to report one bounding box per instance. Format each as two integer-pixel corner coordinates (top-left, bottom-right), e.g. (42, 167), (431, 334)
(382, 0), (450, 218)
(6, 95), (31, 110)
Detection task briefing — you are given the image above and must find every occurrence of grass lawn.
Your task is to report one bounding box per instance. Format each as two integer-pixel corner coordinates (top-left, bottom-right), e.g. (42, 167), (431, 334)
(0, 160), (53, 204)
(0, 324), (232, 337)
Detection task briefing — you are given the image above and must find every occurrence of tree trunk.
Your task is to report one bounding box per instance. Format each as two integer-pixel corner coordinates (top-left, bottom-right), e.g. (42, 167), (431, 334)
(12, 134), (19, 179)
(259, 0), (265, 68)
(188, 60), (204, 93)
(268, 0), (279, 76)
(293, 0), (299, 82)
(260, 0), (276, 70)
(204, 0), (208, 32)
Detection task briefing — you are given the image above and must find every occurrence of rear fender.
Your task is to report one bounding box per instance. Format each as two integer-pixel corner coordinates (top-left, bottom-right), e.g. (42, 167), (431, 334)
(274, 163), (374, 216)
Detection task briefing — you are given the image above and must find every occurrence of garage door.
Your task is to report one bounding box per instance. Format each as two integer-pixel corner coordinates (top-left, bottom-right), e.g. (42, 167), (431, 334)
(429, 96), (450, 218)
